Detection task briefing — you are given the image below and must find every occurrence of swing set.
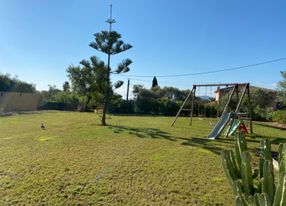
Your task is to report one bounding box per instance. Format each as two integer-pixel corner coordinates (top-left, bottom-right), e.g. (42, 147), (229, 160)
(171, 83), (253, 139)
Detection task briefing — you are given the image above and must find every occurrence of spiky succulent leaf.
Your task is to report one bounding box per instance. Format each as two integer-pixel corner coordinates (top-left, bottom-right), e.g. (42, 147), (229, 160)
(279, 144), (283, 163)
(230, 150), (241, 178)
(221, 150), (238, 185)
(235, 196), (243, 206)
(279, 144), (286, 176)
(235, 133), (248, 172)
(235, 194), (255, 206)
(233, 180), (243, 197)
(273, 171), (286, 206)
(262, 160), (275, 204)
(259, 139), (273, 178)
(254, 193), (271, 206)
(241, 151), (254, 195)
(257, 179), (263, 193)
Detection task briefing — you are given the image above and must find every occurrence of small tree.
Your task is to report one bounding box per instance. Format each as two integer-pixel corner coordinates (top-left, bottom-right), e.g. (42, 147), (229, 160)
(152, 76), (158, 88)
(67, 62), (98, 111)
(278, 71), (286, 102)
(63, 81), (70, 92)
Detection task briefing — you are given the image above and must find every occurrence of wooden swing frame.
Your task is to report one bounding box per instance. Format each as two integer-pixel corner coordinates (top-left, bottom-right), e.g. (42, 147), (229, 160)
(171, 83), (253, 135)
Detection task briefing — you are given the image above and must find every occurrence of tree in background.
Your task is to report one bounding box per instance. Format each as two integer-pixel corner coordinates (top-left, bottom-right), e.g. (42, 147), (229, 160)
(67, 57), (106, 111)
(278, 71), (286, 102)
(63, 81), (70, 92)
(131, 85), (191, 115)
(132, 84), (144, 99)
(37, 84), (80, 111)
(0, 73), (36, 93)
(47, 85), (61, 97)
(152, 76), (158, 88)
(251, 89), (276, 108)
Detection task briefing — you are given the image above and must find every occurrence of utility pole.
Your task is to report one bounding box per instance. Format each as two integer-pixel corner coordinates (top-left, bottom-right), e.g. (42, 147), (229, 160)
(126, 78), (130, 100)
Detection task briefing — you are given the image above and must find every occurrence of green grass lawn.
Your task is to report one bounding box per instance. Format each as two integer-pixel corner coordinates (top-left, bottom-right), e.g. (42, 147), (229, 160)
(0, 112), (285, 205)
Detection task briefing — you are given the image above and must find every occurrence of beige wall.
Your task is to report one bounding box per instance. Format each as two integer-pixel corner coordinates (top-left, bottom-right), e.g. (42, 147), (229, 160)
(0, 91), (38, 112)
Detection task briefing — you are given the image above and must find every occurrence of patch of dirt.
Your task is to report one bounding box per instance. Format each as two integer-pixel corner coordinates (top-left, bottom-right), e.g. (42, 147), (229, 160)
(255, 121), (286, 130)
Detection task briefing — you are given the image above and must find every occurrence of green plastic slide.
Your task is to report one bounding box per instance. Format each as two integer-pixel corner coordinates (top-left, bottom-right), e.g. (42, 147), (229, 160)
(227, 119), (241, 136)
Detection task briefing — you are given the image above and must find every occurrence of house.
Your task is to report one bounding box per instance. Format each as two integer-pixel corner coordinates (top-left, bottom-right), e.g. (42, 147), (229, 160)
(0, 91), (38, 112)
(215, 86), (234, 102)
(214, 85), (278, 107)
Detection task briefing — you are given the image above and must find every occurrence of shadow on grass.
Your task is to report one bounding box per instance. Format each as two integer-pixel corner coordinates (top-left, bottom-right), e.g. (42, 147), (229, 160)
(107, 125), (176, 141)
(181, 137), (235, 155)
(247, 133), (286, 145)
(270, 137), (286, 145)
(108, 123), (286, 156)
(181, 136), (268, 156)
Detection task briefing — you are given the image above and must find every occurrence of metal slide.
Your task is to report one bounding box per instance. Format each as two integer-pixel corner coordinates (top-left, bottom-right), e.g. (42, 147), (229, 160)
(208, 112), (233, 139)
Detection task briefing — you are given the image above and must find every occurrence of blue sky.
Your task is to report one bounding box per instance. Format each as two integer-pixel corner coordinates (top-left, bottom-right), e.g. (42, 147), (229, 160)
(0, 0), (286, 97)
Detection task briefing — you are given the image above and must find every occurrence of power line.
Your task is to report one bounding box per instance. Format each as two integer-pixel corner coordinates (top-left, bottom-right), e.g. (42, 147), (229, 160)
(115, 57), (286, 78)
(128, 78), (150, 83)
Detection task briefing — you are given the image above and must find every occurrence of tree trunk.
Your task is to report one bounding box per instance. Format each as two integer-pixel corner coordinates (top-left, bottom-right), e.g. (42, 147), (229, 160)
(85, 96), (92, 112)
(101, 53), (111, 126)
(101, 98), (107, 126)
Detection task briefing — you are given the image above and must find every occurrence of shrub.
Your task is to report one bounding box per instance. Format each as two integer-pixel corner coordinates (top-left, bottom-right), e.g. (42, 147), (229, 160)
(270, 110), (286, 124)
(111, 100), (135, 113)
(163, 101), (180, 116)
(39, 92), (79, 111)
(253, 105), (269, 121)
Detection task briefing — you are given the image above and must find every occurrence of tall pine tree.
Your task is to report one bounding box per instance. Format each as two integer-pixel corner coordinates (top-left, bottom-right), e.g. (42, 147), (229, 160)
(68, 5), (132, 125)
(152, 76), (158, 88)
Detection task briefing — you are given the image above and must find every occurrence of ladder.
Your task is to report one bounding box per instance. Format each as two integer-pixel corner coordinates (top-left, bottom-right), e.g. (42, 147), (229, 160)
(171, 86), (196, 126)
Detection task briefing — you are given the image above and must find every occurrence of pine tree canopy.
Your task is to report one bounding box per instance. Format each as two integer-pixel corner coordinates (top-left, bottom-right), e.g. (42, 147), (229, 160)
(115, 59), (132, 74)
(89, 31), (132, 55)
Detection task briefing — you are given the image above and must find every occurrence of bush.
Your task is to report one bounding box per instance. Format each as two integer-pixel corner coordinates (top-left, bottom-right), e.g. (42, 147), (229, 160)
(163, 101), (180, 116)
(111, 100), (135, 113)
(270, 110), (286, 124)
(253, 105), (268, 121)
(39, 92), (79, 111)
